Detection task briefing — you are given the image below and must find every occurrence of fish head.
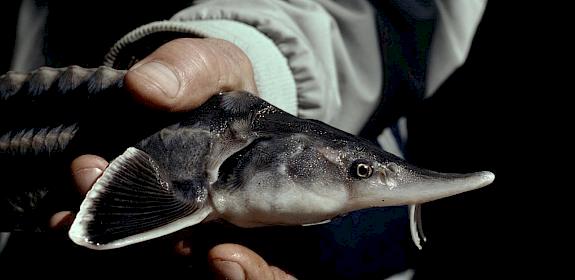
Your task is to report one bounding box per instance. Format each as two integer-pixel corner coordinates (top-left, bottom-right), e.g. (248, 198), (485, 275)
(314, 136), (495, 249)
(263, 118), (495, 217)
(330, 140), (495, 211)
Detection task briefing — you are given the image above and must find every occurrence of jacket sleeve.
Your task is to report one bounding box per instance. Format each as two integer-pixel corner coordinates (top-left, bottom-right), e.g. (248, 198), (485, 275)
(103, 0), (383, 134)
(426, 0), (487, 97)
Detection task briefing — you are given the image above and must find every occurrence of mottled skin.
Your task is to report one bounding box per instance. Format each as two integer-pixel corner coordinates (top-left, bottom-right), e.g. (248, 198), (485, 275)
(0, 66), (494, 250)
(67, 91), (493, 250)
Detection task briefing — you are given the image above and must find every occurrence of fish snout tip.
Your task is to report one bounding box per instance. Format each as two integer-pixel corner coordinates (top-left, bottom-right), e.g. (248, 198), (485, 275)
(475, 171), (495, 188)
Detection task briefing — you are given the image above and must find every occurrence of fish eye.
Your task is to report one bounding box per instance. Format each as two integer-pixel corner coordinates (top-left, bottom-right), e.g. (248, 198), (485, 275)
(351, 160), (373, 179)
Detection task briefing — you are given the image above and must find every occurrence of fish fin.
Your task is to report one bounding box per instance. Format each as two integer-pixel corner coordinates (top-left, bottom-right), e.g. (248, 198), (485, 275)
(69, 147), (212, 250)
(219, 91), (261, 114)
(409, 204), (427, 250)
(302, 219), (331, 226)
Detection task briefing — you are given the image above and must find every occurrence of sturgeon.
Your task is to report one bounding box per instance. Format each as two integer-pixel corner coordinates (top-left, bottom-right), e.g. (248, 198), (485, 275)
(0, 66), (494, 250)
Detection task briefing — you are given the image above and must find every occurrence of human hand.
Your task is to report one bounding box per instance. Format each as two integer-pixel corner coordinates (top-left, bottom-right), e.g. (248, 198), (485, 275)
(49, 38), (294, 279)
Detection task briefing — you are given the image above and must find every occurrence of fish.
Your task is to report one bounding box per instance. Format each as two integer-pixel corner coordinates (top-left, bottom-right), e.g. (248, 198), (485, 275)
(0, 66), (494, 251)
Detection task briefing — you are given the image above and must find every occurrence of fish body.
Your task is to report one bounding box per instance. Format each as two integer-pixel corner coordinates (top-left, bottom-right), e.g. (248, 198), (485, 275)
(69, 91), (494, 250)
(0, 66), (495, 250)
(0, 66), (131, 232)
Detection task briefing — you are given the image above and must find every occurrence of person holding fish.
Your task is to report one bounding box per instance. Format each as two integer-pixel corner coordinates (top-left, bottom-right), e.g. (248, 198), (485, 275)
(1, 0), (489, 279)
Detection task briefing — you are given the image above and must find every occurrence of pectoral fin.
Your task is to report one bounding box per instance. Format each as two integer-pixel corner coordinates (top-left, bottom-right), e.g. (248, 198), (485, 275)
(69, 147), (212, 250)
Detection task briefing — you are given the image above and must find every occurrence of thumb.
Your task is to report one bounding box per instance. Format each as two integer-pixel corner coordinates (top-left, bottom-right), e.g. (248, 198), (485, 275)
(125, 38), (257, 112)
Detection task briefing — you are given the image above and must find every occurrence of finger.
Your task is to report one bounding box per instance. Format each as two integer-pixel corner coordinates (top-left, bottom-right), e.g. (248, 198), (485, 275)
(70, 155), (108, 196)
(125, 38), (257, 112)
(49, 155), (107, 231)
(209, 243), (296, 280)
(269, 266), (297, 280)
(173, 240), (193, 257)
(49, 211), (75, 231)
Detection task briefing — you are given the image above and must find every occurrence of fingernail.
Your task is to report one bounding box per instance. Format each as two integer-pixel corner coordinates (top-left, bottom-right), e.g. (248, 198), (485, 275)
(213, 260), (245, 280)
(132, 61), (180, 98)
(73, 168), (103, 195)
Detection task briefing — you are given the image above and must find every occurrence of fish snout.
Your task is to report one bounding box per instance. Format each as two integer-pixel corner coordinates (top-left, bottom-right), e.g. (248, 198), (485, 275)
(381, 162), (495, 205)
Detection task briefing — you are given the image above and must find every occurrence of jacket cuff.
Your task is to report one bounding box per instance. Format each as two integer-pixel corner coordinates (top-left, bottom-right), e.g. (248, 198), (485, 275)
(104, 20), (297, 116)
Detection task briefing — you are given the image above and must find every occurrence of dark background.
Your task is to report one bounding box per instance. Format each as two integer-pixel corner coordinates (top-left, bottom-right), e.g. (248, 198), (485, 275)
(0, 1), (534, 279)
(407, 2), (540, 277)
(407, 4), (515, 276)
